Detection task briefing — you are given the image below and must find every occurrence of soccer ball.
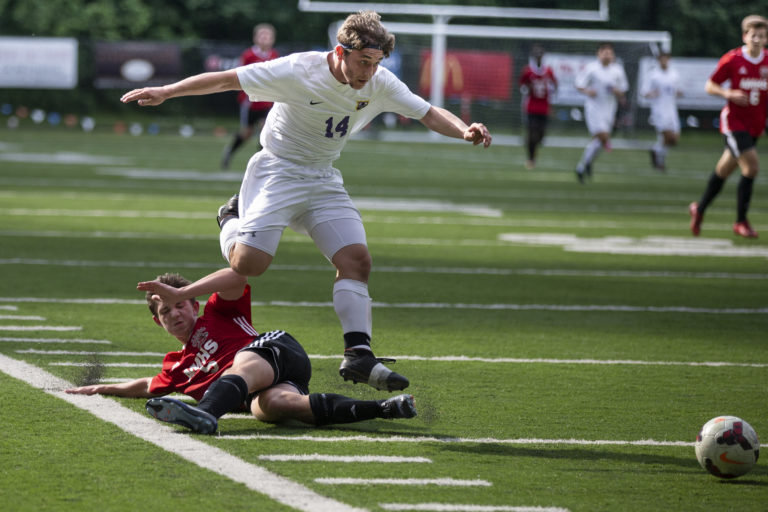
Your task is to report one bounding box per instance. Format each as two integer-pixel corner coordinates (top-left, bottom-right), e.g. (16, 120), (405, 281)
(695, 416), (760, 479)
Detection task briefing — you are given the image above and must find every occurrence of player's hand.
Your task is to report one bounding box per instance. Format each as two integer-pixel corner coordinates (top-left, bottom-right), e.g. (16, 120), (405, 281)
(65, 385), (103, 395)
(464, 123), (492, 148)
(727, 89), (749, 106)
(137, 279), (183, 303)
(121, 87), (168, 106)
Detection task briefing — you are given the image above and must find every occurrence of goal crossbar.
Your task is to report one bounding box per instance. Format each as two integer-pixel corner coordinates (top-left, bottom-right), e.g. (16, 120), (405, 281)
(299, 0), (609, 22)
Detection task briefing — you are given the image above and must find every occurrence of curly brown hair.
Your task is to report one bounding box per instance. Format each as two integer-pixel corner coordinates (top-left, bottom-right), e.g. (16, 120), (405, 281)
(146, 272), (192, 316)
(336, 10), (395, 58)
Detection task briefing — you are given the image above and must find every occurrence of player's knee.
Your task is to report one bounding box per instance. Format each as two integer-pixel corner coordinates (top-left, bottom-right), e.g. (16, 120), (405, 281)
(230, 248), (271, 277)
(333, 245), (371, 280)
(254, 393), (287, 422)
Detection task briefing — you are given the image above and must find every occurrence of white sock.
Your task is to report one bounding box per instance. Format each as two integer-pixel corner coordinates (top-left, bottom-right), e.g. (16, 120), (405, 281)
(333, 279), (372, 342)
(219, 218), (240, 263)
(653, 134), (665, 153)
(578, 138), (602, 169)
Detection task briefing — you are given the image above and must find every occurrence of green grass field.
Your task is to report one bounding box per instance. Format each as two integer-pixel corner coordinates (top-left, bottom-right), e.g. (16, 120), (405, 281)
(0, 124), (767, 512)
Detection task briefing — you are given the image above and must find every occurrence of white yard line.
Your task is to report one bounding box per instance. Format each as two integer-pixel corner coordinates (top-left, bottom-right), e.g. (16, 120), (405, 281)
(1, 258), (765, 280)
(49, 362), (159, 368)
(0, 315), (45, 320)
(0, 337), (111, 344)
(40, 353), (768, 369)
(1, 297), (763, 315)
(0, 325), (82, 331)
(499, 233), (768, 259)
(259, 454), (431, 463)
(17, 349), (165, 357)
(316, 478), (491, 487)
(0, 353), (366, 512)
(379, 505), (570, 512)
(219, 434), (694, 448)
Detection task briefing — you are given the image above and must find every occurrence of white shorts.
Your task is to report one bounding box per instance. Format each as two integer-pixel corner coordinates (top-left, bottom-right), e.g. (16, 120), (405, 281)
(236, 150), (366, 259)
(650, 108), (680, 133)
(584, 104), (617, 135)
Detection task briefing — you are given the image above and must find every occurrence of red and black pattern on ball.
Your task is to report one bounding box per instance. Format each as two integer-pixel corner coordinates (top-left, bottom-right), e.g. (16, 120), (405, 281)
(717, 422), (755, 451)
(704, 458), (738, 479)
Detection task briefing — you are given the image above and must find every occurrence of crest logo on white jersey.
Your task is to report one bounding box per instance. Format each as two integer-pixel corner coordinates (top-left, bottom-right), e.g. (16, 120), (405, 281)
(356, 100), (369, 110)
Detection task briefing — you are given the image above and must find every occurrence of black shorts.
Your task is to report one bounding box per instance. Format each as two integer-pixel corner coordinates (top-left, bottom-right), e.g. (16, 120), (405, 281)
(527, 113), (548, 131)
(239, 330), (312, 402)
(724, 131), (758, 158)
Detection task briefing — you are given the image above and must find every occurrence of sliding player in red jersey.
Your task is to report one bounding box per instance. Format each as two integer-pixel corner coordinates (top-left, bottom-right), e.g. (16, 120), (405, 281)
(65, 267), (416, 434)
(689, 14), (768, 238)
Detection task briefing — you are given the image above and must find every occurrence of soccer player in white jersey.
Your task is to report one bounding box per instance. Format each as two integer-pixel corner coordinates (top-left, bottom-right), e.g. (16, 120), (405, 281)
(574, 43), (629, 183)
(120, 11), (492, 393)
(642, 52), (682, 171)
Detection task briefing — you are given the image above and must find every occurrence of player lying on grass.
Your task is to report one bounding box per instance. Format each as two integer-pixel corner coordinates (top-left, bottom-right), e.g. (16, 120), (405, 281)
(65, 268), (416, 434)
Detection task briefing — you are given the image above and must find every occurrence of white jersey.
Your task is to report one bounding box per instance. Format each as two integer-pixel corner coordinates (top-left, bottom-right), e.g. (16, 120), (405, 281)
(641, 66), (681, 132)
(575, 60), (628, 115)
(236, 51), (431, 168)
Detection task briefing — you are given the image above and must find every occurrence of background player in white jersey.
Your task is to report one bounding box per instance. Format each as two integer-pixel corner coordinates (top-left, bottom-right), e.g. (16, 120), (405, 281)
(574, 43), (628, 183)
(642, 51), (682, 172)
(120, 11), (492, 393)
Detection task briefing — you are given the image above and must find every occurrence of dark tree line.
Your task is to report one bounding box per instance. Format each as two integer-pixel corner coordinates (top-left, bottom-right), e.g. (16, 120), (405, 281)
(1, 0), (766, 57)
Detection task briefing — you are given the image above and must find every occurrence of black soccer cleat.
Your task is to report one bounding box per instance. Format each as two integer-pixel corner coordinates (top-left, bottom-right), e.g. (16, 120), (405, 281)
(146, 397), (218, 435)
(216, 193), (239, 229)
(339, 349), (409, 392)
(380, 394), (417, 419)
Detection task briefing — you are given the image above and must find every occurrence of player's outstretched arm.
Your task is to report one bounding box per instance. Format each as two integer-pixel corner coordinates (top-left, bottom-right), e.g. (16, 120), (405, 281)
(419, 106), (492, 148)
(65, 377), (158, 398)
(138, 267), (248, 303)
(121, 69), (241, 107)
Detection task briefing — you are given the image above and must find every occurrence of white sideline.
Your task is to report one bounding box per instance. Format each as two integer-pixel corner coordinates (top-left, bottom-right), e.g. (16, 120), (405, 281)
(0, 353), (366, 512)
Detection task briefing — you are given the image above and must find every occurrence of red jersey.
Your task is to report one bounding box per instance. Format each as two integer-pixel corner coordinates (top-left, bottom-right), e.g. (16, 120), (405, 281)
(149, 285), (259, 401)
(237, 46), (279, 111)
(519, 63), (557, 116)
(709, 47), (768, 137)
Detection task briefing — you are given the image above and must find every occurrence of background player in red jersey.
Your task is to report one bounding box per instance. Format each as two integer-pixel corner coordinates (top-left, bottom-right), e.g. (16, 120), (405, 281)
(519, 44), (557, 170)
(689, 14), (768, 238)
(220, 23), (279, 170)
(65, 267), (416, 434)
